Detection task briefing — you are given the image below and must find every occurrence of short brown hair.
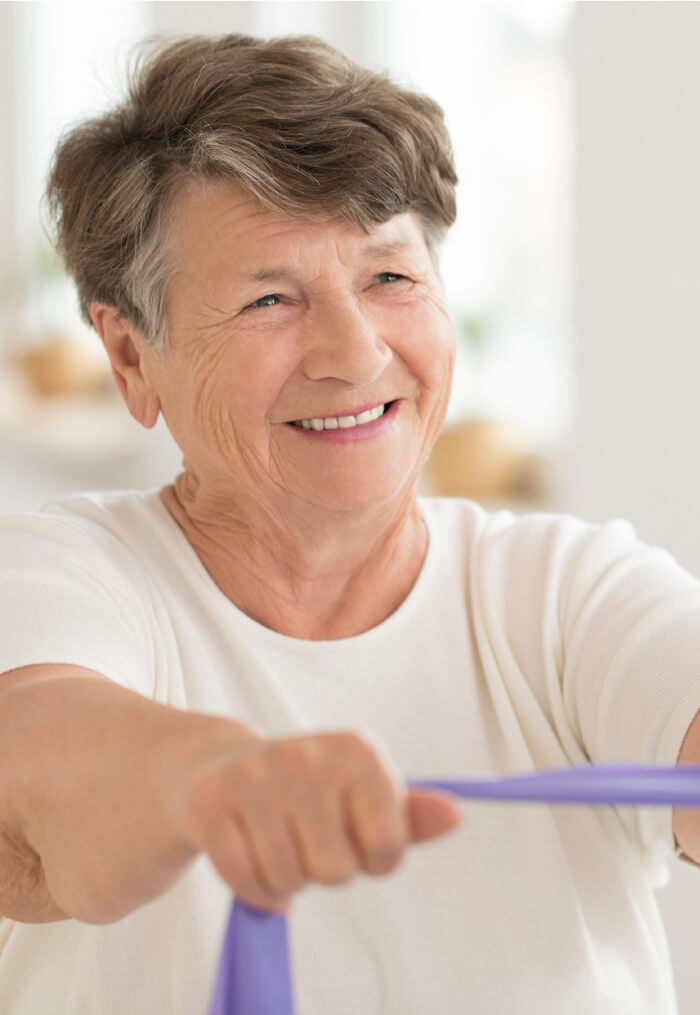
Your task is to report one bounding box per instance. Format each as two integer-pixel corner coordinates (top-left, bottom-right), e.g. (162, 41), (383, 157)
(45, 34), (458, 350)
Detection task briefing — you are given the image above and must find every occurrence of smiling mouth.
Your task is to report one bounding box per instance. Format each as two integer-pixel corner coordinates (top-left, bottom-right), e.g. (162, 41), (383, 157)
(288, 402), (395, 431)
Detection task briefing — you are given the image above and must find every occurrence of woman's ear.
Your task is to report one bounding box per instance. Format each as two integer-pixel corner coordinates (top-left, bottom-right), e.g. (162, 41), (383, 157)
(89, 303), (161, 429)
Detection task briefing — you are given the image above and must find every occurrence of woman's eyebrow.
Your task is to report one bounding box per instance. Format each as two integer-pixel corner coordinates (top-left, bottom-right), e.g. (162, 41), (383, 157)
(359, 238), (415, 261)
(246, 265), (296, 283)
(245, 240), (414, 283)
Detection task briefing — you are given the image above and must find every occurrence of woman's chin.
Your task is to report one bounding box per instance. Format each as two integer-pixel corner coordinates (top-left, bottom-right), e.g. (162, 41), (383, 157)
(298, 470), (417, 516)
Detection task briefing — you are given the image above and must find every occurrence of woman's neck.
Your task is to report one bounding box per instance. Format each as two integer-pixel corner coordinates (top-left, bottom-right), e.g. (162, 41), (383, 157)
(159, 474), (428, 640)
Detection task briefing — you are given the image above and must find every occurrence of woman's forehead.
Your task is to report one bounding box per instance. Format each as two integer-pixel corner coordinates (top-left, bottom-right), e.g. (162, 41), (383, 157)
(169, 180), (427, 273)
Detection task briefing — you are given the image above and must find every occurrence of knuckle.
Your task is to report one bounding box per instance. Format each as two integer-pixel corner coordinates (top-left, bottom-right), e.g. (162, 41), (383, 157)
(238, 885), (290, 915)
(234, 753), (269, 791)
(260, 869), (290, 896)
(212, 851), (244, 889)
(188, 768), (226, 824)
(299, 824), (358, 885)
(335, 729), (382, 766)
(370, 818), (405, 850)
(365, 838), (406, 876)
(286, 737), (324, 775)
(222, 849), (286, 909)
(353, 803), (408, 875)
(206, 834), (248, 890)
(312, 855), (358, 886)
(283, 871), (308, 893)
(260, 857), (306, 897)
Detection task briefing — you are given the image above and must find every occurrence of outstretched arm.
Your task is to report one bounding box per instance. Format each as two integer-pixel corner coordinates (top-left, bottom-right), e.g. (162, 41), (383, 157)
(673, 709), (700, 864)
(0, 663), (461, 926)
(0, 664), (258, 923)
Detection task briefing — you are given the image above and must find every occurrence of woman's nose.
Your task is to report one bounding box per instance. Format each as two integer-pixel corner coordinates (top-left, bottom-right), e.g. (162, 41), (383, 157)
(301, 298), (392, 386)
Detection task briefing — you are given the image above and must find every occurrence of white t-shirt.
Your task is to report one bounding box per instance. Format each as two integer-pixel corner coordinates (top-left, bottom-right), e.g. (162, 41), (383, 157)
(2, 489), (700, 1015)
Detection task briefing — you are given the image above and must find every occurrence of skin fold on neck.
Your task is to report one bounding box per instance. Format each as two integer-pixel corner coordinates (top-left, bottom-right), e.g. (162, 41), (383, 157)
(160, 472), (429, 641)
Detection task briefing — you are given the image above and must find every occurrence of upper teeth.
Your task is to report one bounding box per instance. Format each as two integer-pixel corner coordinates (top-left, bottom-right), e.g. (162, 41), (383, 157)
(292, 404), (387, 430)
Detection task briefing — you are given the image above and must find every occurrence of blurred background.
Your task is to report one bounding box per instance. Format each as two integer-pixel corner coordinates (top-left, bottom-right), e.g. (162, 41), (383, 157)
(1, 0), (699, 1008)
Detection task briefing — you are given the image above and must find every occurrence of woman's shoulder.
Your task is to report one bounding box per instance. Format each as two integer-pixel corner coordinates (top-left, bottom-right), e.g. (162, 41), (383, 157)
(418, 494), (645, 583)
(0, 489), (168, 694)
(39, 486), (165, 525)
(0, 487), (170, 583)
(7, 487), (165, 540)
(418, 494), (632, 539)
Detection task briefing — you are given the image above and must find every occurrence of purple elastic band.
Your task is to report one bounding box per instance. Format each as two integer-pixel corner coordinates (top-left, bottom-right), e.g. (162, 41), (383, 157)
(208, 764), (700, 1015)
(208, 896), (293, 1015)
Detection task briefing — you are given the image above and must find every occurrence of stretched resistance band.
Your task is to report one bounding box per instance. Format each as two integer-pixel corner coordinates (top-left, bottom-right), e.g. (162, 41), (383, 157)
(208, 763), (700, 1015)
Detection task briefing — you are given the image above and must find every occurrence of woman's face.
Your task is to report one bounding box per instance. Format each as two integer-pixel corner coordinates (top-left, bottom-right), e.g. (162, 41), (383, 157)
(144, 182), (455, 516)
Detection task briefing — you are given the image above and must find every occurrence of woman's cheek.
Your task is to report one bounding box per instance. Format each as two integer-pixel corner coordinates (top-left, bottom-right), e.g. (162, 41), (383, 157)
(404, 311), (455, 385)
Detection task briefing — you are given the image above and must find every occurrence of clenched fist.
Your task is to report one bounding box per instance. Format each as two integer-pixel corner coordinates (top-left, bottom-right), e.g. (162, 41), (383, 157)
(180, 730), (463, 913)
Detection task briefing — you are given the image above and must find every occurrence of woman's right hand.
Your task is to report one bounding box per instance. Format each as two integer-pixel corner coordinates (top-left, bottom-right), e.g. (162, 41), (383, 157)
(0, 666), (461, 925)
(178, 730), (463, 914)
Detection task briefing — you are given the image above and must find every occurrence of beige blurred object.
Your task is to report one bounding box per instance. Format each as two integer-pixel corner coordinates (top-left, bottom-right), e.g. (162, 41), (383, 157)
(15, 335), (112, 398)
(424, 419), (538, 500)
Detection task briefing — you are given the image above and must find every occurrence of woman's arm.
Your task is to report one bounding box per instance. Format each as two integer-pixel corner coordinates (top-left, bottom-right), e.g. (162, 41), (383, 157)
(0, 664), (259, 924)
(0, 664), (461, 925)
(674, 709), (700, 865)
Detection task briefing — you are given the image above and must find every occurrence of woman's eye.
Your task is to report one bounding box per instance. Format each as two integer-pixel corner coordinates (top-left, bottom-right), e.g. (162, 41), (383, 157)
(376, 272), (405, 284)
(250, 293), (281, 309)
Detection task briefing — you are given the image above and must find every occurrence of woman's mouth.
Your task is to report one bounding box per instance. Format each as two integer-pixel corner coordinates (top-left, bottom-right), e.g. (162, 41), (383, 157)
(285, 401), (399, 442)
(289, 402), (392, 431)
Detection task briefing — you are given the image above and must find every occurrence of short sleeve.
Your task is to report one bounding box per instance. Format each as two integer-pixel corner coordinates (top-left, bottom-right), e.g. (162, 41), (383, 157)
(560, 518), (700, 877)
(0, 509), (157, 697)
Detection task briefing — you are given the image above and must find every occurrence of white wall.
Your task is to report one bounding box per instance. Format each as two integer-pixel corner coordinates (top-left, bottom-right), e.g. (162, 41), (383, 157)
(563, 2), (700, 574)
(0, 4), (16, 266)
(563, 4), (700, 1011)
(149, 1), (366, 64)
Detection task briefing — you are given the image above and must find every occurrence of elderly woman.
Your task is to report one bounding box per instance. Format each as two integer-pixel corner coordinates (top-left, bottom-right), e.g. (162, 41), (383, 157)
(1, 33), (700, 1015)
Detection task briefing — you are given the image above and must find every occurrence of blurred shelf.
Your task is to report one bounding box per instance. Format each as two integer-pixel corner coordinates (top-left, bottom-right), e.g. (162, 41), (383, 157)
(0, 363), (183, 511)
(420, 417), (554, 512)
(0, 364), (152, 464)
